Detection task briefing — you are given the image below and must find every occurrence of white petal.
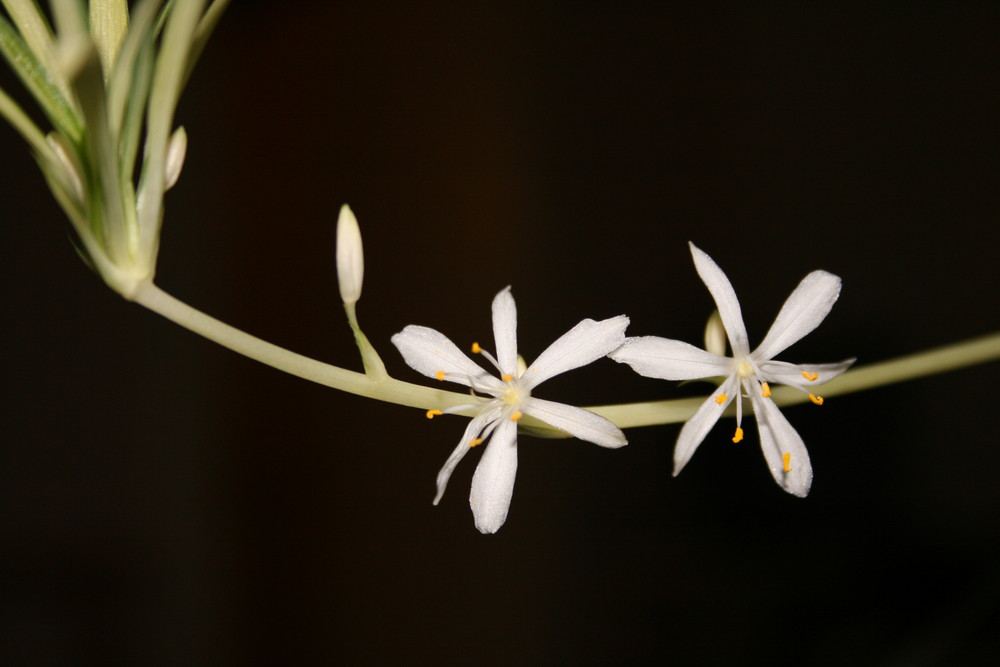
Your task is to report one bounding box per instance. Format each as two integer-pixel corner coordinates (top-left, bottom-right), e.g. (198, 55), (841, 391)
(432, 406), (503, 505)
(520, 315), (629, 390)
(469, 416), (518, 534)
(673, 375), (739, 476)
(753, 270), (842, 361)
(610, 336), (733, 381)
(689, 243), (750, 357)
(391, 325), (499, 390)
(757, 358), (856, 387)
(749, 391), (813, 497)
(522, 397), (627, 448)
(492, 286), (518, 375)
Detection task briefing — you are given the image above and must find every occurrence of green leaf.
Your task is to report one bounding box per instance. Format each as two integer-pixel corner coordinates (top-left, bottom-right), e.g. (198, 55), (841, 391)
(117, 36), (153, 190)
(0, 12), (82, 139)
(71, 40), (131, 264)
(0, 0), (66, 95)
(135, 0), (206, 262)
(107, 0), (162, 163)
(0, 83), (51, 155)
(182, 0), (229, 87)
(89, 0), (128, 80)
(48, 0), (86, 43)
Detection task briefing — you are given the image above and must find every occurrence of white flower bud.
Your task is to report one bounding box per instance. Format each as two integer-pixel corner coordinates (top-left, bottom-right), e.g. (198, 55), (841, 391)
(703, 309), (727, 356)
(336, 204), (364, 305)
(165, 126), (188, 191)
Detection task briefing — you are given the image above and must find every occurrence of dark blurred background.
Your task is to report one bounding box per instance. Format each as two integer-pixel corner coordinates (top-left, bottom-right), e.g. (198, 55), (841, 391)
(2, 1), (999, 664)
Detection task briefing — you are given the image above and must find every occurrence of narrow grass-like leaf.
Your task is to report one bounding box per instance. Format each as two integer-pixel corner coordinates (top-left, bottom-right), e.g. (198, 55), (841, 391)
(0, 83), (52, 155)
(0, 13), (81, 139)
(48, 0), (86, 42)
(152, 0), (175, 37)
(72, 42), (131, 265)
(136, 0), (205, 263)
(1, 0), (67, 95)
(118, 38), (153, 190)
(181, 0), (229, 87)
(107, 0), (160, 138)
(89, 0), (128, 79)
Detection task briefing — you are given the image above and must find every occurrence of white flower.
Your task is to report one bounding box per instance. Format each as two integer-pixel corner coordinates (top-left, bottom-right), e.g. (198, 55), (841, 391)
(392, 287), (629, 533)
(610, 243), (854, 497)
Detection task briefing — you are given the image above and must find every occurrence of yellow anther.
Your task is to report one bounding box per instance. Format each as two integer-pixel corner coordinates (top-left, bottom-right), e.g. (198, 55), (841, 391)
(435, 370), (446, 381)
(782, 452), (792, 472)
(715, 393), (728, 405)
(425, 409), (443, 419)
(471, 342), (482, 354)
(732, 427), (744, 443)
(501, 374), (513, 382)
(801, 371), (819, 382)
(761, 382), (771, 398)
(809, 393), (824, 406)
(510, 410), (523, 422)
(469, 438), (483, 447)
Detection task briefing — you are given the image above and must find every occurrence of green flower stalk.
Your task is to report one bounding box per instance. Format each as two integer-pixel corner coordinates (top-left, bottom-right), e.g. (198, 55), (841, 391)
(0, 0), (228, 297)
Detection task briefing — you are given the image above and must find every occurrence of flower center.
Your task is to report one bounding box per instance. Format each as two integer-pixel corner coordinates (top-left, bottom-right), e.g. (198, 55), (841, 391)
(737, 359), (755, 378)
(502, 379), (529, 406)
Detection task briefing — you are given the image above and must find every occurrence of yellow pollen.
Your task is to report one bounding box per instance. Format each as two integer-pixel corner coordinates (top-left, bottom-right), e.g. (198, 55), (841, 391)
(425, 409), (443, 419)
(469, 438), (483, 447)
(435, 370), (446, 381)
(732, 427), (744, 443)
(801, 371), (819, 382)
(782, 452), (792, 472)
(761, 382), (771, 398)
(501, 374), (513, 382)
(510, 410), (523, 422)
(715, 393), (728, 405)
(809, 393), (824, 405)
(737, 360), (754, 377)
(471, 342), (482, 354)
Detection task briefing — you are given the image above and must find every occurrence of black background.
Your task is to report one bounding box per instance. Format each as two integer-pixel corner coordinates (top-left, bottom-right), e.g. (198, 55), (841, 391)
(2, 2), (999, 664)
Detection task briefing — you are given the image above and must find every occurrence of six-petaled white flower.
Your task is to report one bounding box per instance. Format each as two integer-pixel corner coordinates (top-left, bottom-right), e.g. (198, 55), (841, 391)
(392, 287), (629, 533)
(610, 243), (854, 497)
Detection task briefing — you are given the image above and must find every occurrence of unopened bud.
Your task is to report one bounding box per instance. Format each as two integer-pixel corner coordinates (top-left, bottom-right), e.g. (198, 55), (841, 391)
(336, 204), (364, 305)
(165, 126), (187, 191)
(704, 309), (727, 356)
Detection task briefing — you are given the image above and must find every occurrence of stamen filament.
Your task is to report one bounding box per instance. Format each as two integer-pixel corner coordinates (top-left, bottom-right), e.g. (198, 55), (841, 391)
(471, 342), (502, 372)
